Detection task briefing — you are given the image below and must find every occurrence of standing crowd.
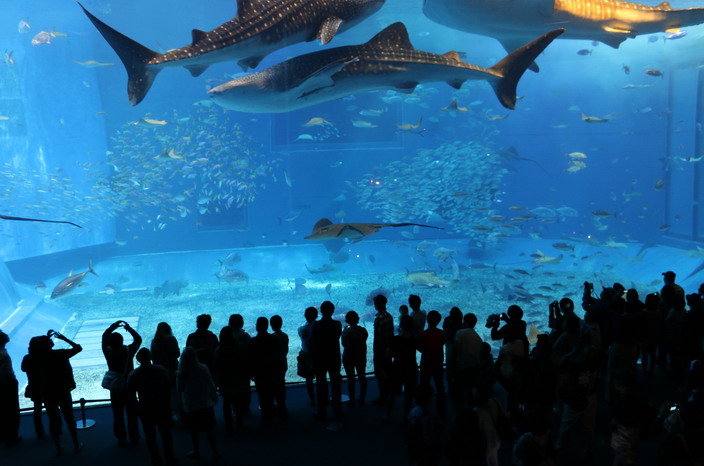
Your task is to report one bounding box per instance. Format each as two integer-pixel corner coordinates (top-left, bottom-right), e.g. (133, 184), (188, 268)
(0, 271), (702, 465)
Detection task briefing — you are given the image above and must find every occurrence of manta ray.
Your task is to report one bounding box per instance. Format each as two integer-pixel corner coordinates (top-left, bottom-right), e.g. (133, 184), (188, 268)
(0, 214), (82, 228)
(423, 0), (704, 65)
(304, 218), (443, 241)
(78, 0), (384, 105)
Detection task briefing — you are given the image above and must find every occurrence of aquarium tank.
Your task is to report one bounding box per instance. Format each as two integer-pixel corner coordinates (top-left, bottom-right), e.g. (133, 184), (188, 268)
(2, 0), (704, 407)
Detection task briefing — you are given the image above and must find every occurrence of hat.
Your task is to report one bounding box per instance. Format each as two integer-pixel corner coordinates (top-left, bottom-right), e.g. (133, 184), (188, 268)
(662, 271), (676, 278)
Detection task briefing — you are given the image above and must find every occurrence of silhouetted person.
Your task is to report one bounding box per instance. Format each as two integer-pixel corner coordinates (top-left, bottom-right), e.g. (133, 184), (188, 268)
(489, 305), (529, 356)
(549, 298), (577, 343)
(298, 307), (317, 406)
(446, 407), (486, 465)
(270, 314), (289, 419)
(38, 331), (83, 455)
(663, 295), (687, 379)
(102, 320), (142, 445)
(313, 301), (343, 420)
(373, 294), (394, 404)
(397, 304), (409, 334)
(443, 306), (463, 402)
(662, 270), (684, 300)
(341, 310), (368, 407)
(228, 314), (251, 418)
(453, 313), (482, 409)
(128, 348), (176, 466)
(178, 347), (220, 460)
(386, 315), (418, 423)
(150, 322), (180, 421)
(186, 314), (218, 372)
(408, 294), (427, 337)
(22, 336), (47, 439)
(214, 326), (240, 430)
(417, 310), (446, 416)
(0, 329), (20, 446)
(610, 370), (656, 466)
(685, 293), (704, 363)
(249, 317), (279, 425)
(555, 332), (598, 460)
(405, 385), (443, 466)
(639, 292), (661, 378)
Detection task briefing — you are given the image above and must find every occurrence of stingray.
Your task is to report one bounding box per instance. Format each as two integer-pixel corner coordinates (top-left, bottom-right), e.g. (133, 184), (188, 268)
(304, 218), (442, 241)
(0, 214), (82, 228)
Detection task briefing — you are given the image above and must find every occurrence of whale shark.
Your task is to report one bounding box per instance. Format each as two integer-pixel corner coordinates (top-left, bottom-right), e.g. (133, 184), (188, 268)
(208, 23), (564, 112)
(423, 0), (704, 57)
(77, 0), (384, 105)
(304, 217), (443, 241)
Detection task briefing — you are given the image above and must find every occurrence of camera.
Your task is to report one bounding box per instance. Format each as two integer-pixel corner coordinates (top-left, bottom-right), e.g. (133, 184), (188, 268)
(485, 314), (501, 329)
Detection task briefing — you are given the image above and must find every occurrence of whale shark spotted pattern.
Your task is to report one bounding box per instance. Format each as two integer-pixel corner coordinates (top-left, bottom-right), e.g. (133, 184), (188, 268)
(423, 0), (704, 56)
(208, 23), (565, 112)
(77, 0), (384, 105)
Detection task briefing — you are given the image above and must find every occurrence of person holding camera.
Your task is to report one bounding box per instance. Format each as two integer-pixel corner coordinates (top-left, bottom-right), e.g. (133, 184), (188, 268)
(488, 305), (529, 357)
(33, 330), (83, 455)
(102, 320), (142, 446)
(548, 298), (577, 343)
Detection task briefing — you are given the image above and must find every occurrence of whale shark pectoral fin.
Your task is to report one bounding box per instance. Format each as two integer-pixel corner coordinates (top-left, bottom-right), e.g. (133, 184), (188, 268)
(185, 64), (208, 77)
(292, 57), (358, 95)
(191, 29), (207, 45)
(237, 56), (263, 71)
(599, 28), (632, 48)
(315, 16), (344, 45)
(394, 81), (418, 93)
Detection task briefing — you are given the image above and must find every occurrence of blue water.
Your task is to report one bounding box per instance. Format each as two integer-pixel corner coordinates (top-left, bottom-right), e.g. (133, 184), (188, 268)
(2, 0), (704, 405)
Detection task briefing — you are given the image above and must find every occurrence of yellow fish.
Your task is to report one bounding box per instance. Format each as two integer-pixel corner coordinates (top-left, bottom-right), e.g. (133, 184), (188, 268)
(440, 98), (467, 112)
(565, 160), (587, 173)
(487, 114), (508, 121)
(73, 60), (114, 67)
(581, 113), (609, 123)
(167, 149), (184, 160)
(566, 151), (587, 159)
(302, 117), (333, 126)
(397, 117), (422, 130)
(0, 116), (10, 121)
(533, 250), (563, 264)
(142, 118), (167, 126)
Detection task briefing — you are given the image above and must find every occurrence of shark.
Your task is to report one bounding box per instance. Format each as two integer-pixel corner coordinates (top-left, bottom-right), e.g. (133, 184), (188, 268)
(77, 0), (385, 105)
(51, 261), (98, 299)
(423, 0), (704, 61)
(208, 23), (565, 112)
(304, 217), (443, 241)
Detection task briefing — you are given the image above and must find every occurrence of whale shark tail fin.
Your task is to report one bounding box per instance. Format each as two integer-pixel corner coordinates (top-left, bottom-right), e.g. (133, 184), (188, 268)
(489, 29), (564, 110)
(78, 2), (161, 105)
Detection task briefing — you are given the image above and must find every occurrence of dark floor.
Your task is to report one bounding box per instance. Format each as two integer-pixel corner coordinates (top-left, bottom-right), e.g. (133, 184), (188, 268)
(1, 372), (682, 466)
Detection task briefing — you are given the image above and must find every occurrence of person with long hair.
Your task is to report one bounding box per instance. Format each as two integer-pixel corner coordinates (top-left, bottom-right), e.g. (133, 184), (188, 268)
(150, 322), (180, 421)
(102, 320), (142, 445)
(177, 347), (221, 460)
